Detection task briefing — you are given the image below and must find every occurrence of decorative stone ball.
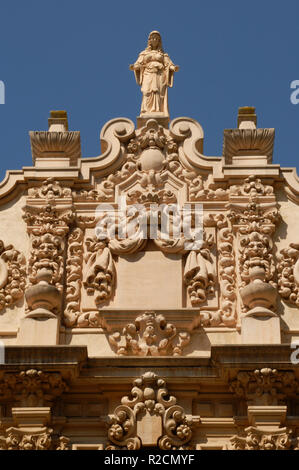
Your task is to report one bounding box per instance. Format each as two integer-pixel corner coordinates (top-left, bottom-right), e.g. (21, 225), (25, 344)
(139, 148), (165, 171)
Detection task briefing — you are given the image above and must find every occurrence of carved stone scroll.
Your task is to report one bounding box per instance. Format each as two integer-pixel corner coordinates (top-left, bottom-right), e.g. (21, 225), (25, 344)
(106, 372), (193, 450)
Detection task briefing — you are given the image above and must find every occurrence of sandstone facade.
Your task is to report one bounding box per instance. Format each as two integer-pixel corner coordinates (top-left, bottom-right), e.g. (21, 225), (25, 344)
(0, 33), (299, 450)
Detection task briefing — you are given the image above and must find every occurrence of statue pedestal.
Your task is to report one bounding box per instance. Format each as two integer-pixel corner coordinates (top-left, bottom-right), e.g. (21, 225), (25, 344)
(137, 114), (169, 129)
(241, 308), (281, 344)
(17, 311), (59, 345)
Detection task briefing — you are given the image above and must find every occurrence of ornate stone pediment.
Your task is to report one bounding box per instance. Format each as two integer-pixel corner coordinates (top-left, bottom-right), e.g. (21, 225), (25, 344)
(106, 372), (194, 450)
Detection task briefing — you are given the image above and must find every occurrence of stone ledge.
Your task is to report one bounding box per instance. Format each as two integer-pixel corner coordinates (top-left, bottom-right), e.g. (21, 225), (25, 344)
(211, 344), (295, 368)
(0, 345), (88, 366)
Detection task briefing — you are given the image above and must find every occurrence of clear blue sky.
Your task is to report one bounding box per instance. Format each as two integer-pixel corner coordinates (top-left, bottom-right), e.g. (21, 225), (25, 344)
(0, 0), (299, 181)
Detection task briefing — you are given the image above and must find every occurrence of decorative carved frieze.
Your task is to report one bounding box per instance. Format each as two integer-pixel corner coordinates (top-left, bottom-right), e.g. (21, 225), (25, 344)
(277, 243), (299, 306)
(229, 175), (274, 197)
(231, 426), (293, 450)
(108, 311), (190, 356)
(0, 427), (69, 450)
(106, 372), (193, 450)
(0, 240), (25, 312)
(229, 369), (299, 406)
(0, 369), (68, 406)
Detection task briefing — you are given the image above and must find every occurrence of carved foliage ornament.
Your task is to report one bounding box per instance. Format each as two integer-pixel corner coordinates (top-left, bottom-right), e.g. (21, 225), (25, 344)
(23, 178), (74, 316)
(0, 427), (69, 450)
(277, 243), (299, 306)
(106, 372), (193, 450)
(0, 369), (68, 406)
(229, 369), (299, 406)
(230, 427), (294, 450)
(108, 311), (190, 356)
(0, 240), (25, 312)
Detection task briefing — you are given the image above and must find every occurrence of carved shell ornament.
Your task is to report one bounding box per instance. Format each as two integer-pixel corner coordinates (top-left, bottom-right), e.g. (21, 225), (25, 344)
(0, 240), (26, 311)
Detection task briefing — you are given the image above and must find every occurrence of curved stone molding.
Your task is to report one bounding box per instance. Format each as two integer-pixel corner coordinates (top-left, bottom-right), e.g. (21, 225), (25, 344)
(80, 117), (135, 180)
(108, 311), (190, 356)
(0, 240), (25, 312)
(106, 372), (193, 450)
(277, 243), (299, 306)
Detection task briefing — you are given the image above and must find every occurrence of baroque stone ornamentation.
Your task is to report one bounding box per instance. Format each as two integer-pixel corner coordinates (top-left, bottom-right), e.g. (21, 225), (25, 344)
(83, 237), (116, 307)
(106, 372), (193, 450)
(23, 178), (74, 317)
(229, 369), (299, 406)
(229, 175), (274, 197)
(277, 243), (299, 307)
(29, 110), (81, 166)
(64, 227), (84, 327)
(0, 427), (70, 450)
(230, 427), (293, 450)
(228, 196), (279, 315)
(0, 240), (26, 312)
(184, 232), (215, 306)
(223, 128), (275, 165)
(0, 369), (68, 406)
(108, 311), (190, 356)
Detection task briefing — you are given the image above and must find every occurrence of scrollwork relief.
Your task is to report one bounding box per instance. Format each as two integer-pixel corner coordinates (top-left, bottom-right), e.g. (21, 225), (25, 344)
(277, 243), (299, 307)
(0, 240), (26, 312)
(106, 372), (194, 450)
(108, 311), (190, 356)
(0, 427), (70, 450)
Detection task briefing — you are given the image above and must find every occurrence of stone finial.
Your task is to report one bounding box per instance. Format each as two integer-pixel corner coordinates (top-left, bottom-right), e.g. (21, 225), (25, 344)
(29, 110), (81, 166)
(48, 110), (68, 132)
(238, 106), (257, 129)
(223, 106), (274, 164)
